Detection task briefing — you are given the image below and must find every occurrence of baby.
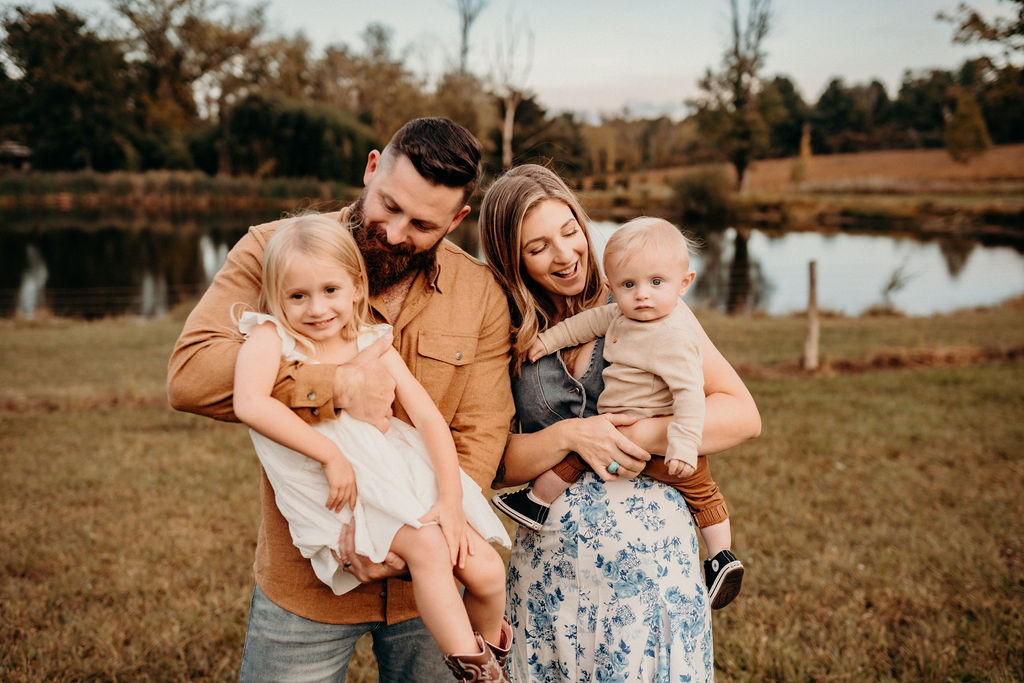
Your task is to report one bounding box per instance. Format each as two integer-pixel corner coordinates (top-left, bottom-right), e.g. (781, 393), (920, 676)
(493, 216), (744, 609)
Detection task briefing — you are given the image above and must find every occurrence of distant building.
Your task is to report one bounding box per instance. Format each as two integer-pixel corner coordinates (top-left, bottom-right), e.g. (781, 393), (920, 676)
(0, 140), (32, 171)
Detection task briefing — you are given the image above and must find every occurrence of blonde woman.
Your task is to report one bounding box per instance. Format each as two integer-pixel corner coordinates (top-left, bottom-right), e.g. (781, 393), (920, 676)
(479, 164), (761, 681)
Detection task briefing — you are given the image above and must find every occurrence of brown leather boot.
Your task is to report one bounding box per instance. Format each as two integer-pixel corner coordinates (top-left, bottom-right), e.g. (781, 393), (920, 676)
(484, 617), (513, 670)
(442, 633), (510, 682)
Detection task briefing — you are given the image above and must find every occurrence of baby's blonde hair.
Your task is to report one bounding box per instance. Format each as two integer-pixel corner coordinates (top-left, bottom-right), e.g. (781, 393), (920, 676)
(261, 213), (372, 354)
(603, 216), (696, 279)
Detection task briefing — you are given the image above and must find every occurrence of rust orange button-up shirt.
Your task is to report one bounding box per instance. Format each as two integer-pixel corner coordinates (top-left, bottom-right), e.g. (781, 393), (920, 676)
(167, 209), (513, 624)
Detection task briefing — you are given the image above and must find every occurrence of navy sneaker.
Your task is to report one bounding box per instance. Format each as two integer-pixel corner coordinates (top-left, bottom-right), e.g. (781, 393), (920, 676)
(492, 487), (550, 531)
(704, 549), (744, 609)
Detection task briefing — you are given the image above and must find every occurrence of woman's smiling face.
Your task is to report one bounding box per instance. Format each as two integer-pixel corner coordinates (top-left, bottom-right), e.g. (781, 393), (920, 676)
(519, 199), (591, 305)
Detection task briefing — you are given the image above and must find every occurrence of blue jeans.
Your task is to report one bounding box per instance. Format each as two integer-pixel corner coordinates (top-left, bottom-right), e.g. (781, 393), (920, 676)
(239, 583), (448, 682)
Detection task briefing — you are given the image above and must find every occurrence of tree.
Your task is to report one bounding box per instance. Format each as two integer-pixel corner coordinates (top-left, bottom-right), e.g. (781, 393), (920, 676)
(1, 6), (138, 170)
(491, 5), (534, 169)
(689, 0), (773, 189)
(454, 0), (489, 74)
(431, 69), (494, 148)
(938, 0), (1023, 64)
(112, 0), (265, 131)
(978, 62), (1024, 143)
(890, 69), (957, 148)
(945, 91), (993, 161)
(762, 75), (810, 157)
(486, 96), (585, 174)
(339, 23), (429, 143)
(221, 94), (375, 181)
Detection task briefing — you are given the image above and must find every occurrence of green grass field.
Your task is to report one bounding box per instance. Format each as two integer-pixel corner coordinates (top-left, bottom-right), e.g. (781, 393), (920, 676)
(1, 302), (1022, 681)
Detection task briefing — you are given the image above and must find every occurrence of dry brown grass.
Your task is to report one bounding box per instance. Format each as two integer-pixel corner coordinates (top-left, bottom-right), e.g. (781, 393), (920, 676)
(620, 143), (1024, 193)
(745, 143), (1024, 191)
(1, 303), (1022, 680)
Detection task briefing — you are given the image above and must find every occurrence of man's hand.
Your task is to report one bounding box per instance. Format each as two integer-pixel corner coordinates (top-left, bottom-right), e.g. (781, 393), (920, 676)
(333, 333), (396, 433)
(334, 523), (408, 582)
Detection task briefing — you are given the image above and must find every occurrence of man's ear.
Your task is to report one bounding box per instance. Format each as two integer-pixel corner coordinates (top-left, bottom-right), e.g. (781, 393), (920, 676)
(362, 150), (382, 186)
(445, 205), (472, 234)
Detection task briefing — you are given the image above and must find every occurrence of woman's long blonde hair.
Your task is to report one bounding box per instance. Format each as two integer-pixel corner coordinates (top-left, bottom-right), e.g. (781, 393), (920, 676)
(260, 213), (372, 354)
(478, 164), (605, 371)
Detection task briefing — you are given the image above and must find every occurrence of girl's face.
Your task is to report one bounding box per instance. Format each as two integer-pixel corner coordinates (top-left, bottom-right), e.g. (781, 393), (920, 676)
(519, 199), (590, 305)
(279, 253), (361, 343)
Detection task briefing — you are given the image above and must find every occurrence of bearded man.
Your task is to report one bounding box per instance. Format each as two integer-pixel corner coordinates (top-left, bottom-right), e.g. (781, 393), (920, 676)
(168, 118), (514, 681)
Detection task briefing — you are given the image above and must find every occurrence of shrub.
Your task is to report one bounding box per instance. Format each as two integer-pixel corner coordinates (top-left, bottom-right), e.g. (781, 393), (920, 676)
(671, 165), (734, 221)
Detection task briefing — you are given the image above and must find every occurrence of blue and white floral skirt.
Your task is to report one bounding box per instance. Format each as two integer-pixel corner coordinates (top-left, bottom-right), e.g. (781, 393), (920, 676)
(505, 473), (714, 682)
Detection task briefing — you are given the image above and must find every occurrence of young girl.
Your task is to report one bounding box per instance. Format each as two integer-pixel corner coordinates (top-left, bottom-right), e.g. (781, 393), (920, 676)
(232, 214), (512, 680)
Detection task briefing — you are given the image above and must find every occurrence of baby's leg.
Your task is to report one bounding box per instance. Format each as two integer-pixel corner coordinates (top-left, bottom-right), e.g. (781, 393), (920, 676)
(700, 518), (732, 557)
(453, 527), (508, 646)
(389, 524), (476, 654)
(530, 468), (573, 504)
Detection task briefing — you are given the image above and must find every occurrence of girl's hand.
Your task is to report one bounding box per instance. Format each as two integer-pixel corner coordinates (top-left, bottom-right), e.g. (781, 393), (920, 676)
(419, 499), (472, 568)
(567, 413), (650, 480)
(323, 453), (357, 513)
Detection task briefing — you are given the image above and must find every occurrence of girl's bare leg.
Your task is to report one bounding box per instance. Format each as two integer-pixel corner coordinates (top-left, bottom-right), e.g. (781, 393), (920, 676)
(454, 528), (507, 645)
(390, 524), (478, 654)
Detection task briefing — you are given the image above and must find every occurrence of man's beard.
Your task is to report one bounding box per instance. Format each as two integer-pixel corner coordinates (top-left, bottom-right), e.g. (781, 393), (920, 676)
(348, 192), (443, 296)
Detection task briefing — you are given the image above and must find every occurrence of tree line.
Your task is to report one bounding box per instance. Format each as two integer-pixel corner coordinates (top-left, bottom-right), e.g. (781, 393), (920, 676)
(1, 0), (1021, 184)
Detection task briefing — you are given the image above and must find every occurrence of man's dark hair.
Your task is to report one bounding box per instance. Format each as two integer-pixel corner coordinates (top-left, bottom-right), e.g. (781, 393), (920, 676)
(384, 117), (483, 204)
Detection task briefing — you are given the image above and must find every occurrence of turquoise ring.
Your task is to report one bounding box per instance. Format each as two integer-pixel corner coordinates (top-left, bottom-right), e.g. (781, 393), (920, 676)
(608, 461), (620, 474)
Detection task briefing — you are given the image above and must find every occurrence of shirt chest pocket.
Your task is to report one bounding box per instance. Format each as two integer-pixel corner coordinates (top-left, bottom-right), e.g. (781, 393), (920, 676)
(415, 330), (477, 412)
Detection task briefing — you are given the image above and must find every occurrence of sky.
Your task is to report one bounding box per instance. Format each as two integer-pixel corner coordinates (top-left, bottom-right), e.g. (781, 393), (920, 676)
(16, 0), (1011, 120)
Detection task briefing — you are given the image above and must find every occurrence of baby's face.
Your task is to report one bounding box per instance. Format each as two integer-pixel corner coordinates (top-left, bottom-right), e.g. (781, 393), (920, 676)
(606, 250), (694, 322)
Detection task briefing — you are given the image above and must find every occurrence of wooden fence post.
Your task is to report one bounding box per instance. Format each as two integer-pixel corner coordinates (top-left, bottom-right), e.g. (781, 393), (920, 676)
(803, 260), (819, 371)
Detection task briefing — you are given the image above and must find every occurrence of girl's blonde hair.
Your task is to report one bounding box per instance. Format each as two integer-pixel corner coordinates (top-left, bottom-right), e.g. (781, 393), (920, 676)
(479, 164), (605, 371)
(260, 213), (372, 354)
(603, 216), (697, 278)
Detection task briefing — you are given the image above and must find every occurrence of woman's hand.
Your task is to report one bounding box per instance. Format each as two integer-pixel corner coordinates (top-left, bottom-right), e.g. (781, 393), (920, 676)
(566, 413), (650, 480)
(420, 499), (472, 568)
(322, 452), (357, 512)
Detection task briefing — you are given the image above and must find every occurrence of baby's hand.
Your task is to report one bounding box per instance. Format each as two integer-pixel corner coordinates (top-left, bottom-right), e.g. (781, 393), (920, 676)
(666, 458), (696, 478)
(323, 452), (358, 513)
(527, 338), (550, 363)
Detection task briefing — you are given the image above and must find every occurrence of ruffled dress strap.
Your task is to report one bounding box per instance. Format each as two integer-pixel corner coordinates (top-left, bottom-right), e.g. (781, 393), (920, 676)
(238, 311), (308, 363)
(356, 323), (394, 352)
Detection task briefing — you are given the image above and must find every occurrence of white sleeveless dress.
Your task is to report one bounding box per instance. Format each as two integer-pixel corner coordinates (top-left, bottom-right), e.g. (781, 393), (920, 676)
(239, 312), (511, 596)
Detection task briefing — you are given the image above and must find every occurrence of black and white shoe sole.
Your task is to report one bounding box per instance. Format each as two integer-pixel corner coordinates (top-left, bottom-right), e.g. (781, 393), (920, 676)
(491, 495), (546, 531)
(708, 562), (744, 610)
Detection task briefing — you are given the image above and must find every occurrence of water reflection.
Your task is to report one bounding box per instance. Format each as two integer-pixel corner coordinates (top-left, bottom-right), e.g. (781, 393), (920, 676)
(590, 222), (1024, 317)
(17, 245), (48, 320)
(199, 234), (230, 286)
(2, 219), (1022, 319)
(0, 226), (242, 318)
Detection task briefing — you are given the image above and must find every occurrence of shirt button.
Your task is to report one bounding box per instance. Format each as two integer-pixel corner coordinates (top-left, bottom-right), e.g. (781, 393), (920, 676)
(379, 592), (386, 599)
(455, 352), (463, 360)
(612, 336), (618, 343)
(307, 392), (316, 400)
(311, 408), (319, 416)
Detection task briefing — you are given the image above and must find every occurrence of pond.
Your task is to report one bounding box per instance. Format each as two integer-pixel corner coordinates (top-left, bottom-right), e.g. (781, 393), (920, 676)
(2, 216), (1023, 319)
